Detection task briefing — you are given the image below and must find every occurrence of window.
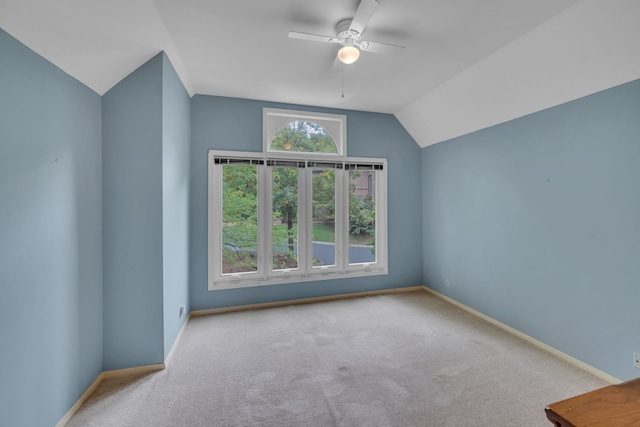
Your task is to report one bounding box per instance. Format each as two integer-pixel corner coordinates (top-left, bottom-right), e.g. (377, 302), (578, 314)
(270, 121), (338, 154)
(208, 109), (387, 290)
(263, 108), (345, 156)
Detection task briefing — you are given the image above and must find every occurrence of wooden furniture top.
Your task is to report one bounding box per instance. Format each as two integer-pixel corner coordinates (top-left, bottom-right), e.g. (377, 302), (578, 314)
(545, 378), (640, 426)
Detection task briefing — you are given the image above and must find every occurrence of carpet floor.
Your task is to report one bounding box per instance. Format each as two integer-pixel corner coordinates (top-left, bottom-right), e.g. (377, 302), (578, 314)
(66, 291), (608, 426)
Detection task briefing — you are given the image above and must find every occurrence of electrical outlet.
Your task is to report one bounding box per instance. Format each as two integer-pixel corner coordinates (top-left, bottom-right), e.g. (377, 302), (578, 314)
(445, 279), (450, 287)
(634, 353), (640, 369)
(179, 305), (186, 318)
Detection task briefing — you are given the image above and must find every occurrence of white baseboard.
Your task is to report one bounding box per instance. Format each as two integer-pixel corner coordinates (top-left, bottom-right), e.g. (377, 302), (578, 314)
(57, 363), (168, 426)
(190, 286), (425, 317)
(102, 363), (166, 379)
(165, 317), (189, 367)
(55, 372), (105, 427)
(423, 286), (621, 385)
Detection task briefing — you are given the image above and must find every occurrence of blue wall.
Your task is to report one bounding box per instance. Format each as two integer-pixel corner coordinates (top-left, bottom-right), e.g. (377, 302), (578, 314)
(103, 52), (191, 370)
(0, 29), (103, 427)
(190, 96), (423, 310)
(422, 79), (640, 381)
(161, 54), (191, 359)
(102, 54), (165, 370)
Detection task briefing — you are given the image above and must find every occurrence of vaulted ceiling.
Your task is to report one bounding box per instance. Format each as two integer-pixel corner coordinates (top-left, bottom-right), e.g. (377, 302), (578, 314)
(1, 0), (638, 147)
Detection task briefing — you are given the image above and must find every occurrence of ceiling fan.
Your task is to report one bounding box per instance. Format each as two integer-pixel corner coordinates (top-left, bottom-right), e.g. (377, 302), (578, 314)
(288, 0), (405, 65)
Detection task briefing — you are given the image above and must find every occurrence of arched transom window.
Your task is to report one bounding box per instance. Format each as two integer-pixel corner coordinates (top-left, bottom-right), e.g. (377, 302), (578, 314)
(263, 108), (346, 156)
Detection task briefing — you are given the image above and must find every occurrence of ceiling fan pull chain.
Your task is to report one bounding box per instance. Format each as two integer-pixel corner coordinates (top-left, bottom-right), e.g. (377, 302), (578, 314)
(341, 64), (345, 98)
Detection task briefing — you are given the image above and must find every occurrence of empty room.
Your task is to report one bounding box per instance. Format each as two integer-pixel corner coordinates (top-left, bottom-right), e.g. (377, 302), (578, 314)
(1, 0), (639, 426)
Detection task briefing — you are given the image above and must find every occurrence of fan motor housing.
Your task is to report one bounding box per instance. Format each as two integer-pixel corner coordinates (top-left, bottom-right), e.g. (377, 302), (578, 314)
(336, 18), (357, 36)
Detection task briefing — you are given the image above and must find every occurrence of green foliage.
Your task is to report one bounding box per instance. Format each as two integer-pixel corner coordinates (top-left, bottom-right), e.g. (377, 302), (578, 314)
(272, 224), (296, 253)
(222, 225), (257, 252)
(222, 250), (257, 274)
(270, 121), (337, 153)
(272, 167), (298, 252)
(348, 170), (376, 236)
(222, 191), (256, 224)
(314, 168), (378, 240)
(311, 223), (335, 243)
(349, 194), (375, 235)
(312, 169), (335, 222)
(222, 165), (258, 252)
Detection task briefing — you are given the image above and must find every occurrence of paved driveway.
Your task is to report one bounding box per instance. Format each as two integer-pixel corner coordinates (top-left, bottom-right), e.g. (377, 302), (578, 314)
(312, 241), (374, 265)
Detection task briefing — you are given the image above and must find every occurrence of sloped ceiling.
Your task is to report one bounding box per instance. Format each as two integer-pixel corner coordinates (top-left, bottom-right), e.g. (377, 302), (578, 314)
(1, 0), (638, 147)
(396, 0), (640, 146)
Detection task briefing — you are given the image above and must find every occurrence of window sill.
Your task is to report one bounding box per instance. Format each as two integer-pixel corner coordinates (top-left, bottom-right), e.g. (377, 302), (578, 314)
(209, 267), (388, 291)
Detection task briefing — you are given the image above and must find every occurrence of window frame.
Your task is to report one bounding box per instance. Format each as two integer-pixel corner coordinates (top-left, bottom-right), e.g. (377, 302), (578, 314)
(208, 151), (388, 290)
(263, 108), (346, 157)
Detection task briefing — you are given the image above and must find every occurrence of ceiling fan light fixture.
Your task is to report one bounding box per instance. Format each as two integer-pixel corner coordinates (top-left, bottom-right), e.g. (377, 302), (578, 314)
(338, 45), (360, 64)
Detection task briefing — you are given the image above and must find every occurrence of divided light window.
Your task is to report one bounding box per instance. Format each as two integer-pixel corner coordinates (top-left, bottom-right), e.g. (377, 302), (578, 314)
(208, 109), (387, 290)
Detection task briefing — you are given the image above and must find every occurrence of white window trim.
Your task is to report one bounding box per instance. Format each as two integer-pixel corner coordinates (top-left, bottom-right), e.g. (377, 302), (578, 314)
(208, 151), (388, 290)
(263, 108), (346, 157)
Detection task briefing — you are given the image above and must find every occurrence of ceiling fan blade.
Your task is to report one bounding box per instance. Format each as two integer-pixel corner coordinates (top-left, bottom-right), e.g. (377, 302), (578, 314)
(349, 0), (380, 35)
(288, 31), (334, 44)
(361, 40), (405, 55)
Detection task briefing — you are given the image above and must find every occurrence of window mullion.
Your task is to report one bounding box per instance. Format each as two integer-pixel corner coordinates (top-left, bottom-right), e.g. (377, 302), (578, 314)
(335, 168), (347, 273)
(377, 165), (388, 272)
(259, 161), (270, 281)
(298, 167), (310, 276)
(208, 154), (221, 285)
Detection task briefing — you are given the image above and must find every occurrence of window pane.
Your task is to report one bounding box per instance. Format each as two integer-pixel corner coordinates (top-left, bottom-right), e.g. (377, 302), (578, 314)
(349, 170), (376, 264)
(270, 121), (338, 154)
(311, 168), (336, 267)
(222, 164), (258, 274)
(272, 166), (299, 271)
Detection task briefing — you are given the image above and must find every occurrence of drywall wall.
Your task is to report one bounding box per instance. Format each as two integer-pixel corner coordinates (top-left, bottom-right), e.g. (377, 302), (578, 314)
(102, 52), (191, 370)
(102, 54), (165, 370)
(0, 28), (103, 427)
(422, 78), (640, 381)
(189, 96), (423, 309)
(161, 54), (191, 359)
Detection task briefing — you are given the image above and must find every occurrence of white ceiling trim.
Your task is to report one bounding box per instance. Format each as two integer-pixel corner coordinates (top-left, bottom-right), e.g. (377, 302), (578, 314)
(396, 0), (640, 148)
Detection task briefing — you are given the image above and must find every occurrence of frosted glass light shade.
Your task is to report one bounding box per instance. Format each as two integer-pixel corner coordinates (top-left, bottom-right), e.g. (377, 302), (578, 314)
(338, 46), (360, 64)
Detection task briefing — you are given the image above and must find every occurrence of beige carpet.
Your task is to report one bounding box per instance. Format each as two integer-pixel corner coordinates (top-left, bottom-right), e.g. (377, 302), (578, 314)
(66, 291), (608, 426)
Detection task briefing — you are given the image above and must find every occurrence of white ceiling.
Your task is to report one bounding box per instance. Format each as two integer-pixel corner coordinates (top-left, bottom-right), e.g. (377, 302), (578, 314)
(1, 0), (639, 147)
